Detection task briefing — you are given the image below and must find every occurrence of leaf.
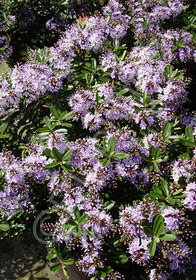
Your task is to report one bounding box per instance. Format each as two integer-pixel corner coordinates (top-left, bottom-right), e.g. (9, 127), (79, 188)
(142, 154), (152, 162)
(46, 253), (57, 260)
(173, 188), (183, 196)
(116, 88), (129, 96)
(44, 116), (51, 130)
(185, 126), (194, 142)
(50, 106), (60, 119)
(153, 214), (164, 233)
(84, 228), (94, 236)
(78, 214), (88, 225)
(0, 223), (10, 231)
(43, 148), (52, 158)
(62, 164), (74, 173)
(76, 226), (81, 236)
(50, 262), (61, 272)
(63, 149), (74, 160)
(150, 146), (155, 157)
(161, 180), (169, 196)
(159, 234), (176, 241)
(62, 266), (69, 279)
(45, 161), (60, 169)
(64, 225), (77, 236)
(180, 139), (196, 147)
(63, 258), (74, 265)
(52, 147), (63, 161)
(118, 254), (128, 264)
(162, 122), (171, 139)
(113, 153), (130, 159)
(149, 238), (157, 256)
(153, 162), (159, 172)
(35, 52), (42, 63)
(154, 221), (164, 237)
(108, 137), (116, 153)
(0, 123), (7, 133)
(166, 197), (176, 205)
(154, 149), (160, 160)
(102, 158), (111, 167)
(143, 226), (153, 237)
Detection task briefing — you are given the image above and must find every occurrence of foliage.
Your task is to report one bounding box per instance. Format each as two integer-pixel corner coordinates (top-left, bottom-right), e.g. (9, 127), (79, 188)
(0, 1), (196, 280)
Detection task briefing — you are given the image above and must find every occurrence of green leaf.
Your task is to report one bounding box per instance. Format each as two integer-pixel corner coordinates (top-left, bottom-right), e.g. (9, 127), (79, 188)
(185, 126), (194, 142)
(173, 188), (183, 196)
(161, 180), (169, 196)
(150, 146), (155, 157)
(154, 149), (160, 160)
(108, 137), (116, 153)
(45, 161), (60, 169)
(64, 225), (77, 236)
(63, 258), (74, 265)
(50, 106), (60, 119)
(44, 116), (51, 130)
(116, 88), (129, 96)
(149, 238), (157, 256)
(113, 153), (130, 159)
(46, 253), (57, 260)
(76, 226), (81, 236)
(0, 123), (7, 133)
(43, 148), (52, 158)
(118, 254), (128, 264)
(180, 139), (196, 147)
(84, 228), (94, 236)
(62, 164), (74, 173)
(166, 197), (176, 205)
(153, 162), (159, 172)
(159, 234), (176, 241)
(143, 226), (153, 237)
(162, 122), (171, 139)
(52, 147), (63, 161)
(154, 221), (164, 237)
(102, 158), (111, 167)
(0, 223), (10, 231)
(153, 214), (164, 233)
(142, 154), (152, 162)
(35, 52), (42, 63)
(50, 262), (61, 272)
(78, 214), (88, 225)
(63, 149), (74, 160)
(62, 266), (69, 279)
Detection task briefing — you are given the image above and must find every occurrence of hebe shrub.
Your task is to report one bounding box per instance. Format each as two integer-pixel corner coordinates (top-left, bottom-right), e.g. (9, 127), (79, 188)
(0, 0), (196, 279)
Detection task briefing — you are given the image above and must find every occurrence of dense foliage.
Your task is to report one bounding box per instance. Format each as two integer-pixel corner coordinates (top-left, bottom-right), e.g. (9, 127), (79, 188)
(0, 0), (196, 279)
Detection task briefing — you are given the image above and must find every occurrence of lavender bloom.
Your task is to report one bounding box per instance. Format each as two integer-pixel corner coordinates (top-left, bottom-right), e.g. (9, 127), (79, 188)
(183, 182), (196, 210)
(47, 133), (67, 154)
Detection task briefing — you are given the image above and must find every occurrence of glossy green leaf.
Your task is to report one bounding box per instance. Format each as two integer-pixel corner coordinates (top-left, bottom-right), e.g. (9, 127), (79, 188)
(113, 153), (130, 159)
(185, 126), (194, 142)
(161, 180), (169, 196)
(64, 225), (77, 236)
(162, 122), (171, 139)
(45, 161), (60, 169)
(108, 137), (116, 153)
(52, 147), (63, 161)
(0, 223), (10, 231)
(46, 253), (57, 260)
(63, 258), (74, 265)
(102, 158), (111, 167)
(50, 262), (61, 272)
(153, 214), (163, 233)
(143, 226), (153, 237)
(149, 238), (157, 256)
(159, 234), (176, 241)
(63, 148), (74, 160)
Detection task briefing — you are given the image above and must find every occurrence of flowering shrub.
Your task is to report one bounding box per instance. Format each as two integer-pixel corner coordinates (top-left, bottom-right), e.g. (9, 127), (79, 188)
(0, 0), (196, 279)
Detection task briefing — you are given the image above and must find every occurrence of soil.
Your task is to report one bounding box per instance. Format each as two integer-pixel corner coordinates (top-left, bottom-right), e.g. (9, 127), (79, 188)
(0, 237), (86, 280)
